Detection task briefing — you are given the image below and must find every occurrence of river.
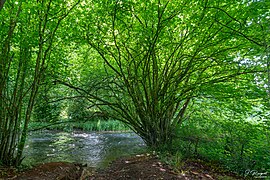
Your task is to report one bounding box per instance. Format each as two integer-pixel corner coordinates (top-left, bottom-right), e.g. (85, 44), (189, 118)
(23, 130), (146, 168)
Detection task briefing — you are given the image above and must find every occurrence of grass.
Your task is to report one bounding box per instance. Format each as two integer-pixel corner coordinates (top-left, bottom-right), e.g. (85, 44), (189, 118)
(29, 119), (130, 132)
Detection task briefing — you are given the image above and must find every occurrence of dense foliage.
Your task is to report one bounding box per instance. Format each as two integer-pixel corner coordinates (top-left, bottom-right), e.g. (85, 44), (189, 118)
(80, 0), (269, 149)
(0, 0), (80, 166)
(0, 0), (269, 175)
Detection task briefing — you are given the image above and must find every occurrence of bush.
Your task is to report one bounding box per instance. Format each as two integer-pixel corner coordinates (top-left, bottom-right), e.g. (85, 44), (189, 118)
(171, 117), (270, 175)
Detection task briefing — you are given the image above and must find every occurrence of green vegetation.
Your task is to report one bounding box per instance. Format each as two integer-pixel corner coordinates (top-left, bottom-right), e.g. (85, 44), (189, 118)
(172, 116), (269, 175)
(29, 119), (130, 132)
(155, 97), (269, 176)
(0, 0), (269, 177)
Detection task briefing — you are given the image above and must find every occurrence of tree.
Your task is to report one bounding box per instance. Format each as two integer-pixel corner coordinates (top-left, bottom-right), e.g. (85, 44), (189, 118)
(0, 0), (79, 166)
(80, 0), (267, 148)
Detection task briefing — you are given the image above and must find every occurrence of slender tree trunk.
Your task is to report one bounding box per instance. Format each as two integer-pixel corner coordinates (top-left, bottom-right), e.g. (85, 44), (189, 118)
(267, 47), (269, 103)
(0, 0), (80, 166)
(0, 2), (22, 165)
(266, 39), (270, 149)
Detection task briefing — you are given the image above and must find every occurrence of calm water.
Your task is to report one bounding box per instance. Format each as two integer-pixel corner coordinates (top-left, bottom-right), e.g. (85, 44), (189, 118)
(23, 130), (146, 168)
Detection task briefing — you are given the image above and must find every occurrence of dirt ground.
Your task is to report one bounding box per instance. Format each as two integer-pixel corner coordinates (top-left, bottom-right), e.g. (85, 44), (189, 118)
(88, 155), (241, 180)
(0, 154), (241, 180)
(1, 162), (83, 180)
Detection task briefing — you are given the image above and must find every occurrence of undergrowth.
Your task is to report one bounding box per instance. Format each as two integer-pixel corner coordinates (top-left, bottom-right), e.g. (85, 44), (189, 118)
(29, 119), (130, 132)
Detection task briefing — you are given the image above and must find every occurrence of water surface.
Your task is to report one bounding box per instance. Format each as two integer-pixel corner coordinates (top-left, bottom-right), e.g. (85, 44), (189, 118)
(23, 130), (146, 168)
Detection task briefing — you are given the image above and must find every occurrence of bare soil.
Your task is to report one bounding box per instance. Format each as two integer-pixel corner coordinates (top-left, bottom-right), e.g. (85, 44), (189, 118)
(0, 154), (242, 180)
(1, 162), (83, 180)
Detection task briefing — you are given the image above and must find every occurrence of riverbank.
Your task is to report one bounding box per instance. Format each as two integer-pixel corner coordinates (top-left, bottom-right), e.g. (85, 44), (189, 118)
(1, 154), (243, 179)
(28, 120), (130, 132)
(89, 154), (242, 179)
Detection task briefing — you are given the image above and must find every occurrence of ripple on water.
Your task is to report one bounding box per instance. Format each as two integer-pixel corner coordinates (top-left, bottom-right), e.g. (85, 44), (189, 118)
(23, 131), (146, 168)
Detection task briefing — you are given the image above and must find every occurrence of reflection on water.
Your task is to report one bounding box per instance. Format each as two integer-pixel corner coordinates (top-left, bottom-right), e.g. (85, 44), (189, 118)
(23, 130), (146, 168)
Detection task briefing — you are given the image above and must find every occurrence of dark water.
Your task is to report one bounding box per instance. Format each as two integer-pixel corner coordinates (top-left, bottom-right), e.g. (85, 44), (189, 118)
(23, 130), (146, 168)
